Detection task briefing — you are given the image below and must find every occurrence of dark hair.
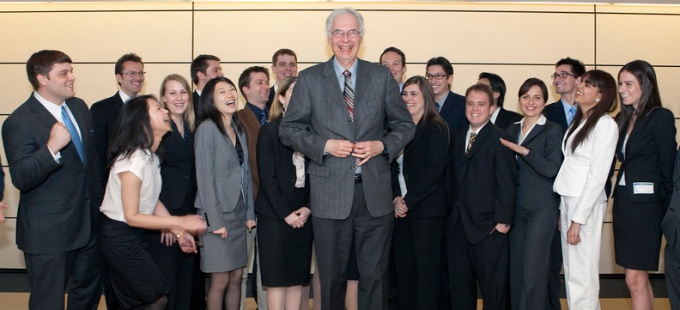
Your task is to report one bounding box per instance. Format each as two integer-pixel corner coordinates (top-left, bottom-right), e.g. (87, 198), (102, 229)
(238, 66), (270, 94)
(426, 56), (454, 76)
(190, 54), (221, 85)
(380, 47), (406, 65)
(196, 77), (244, 136)
(616, 60), (663, 133)
(555, 57), (586, 78)
(565, 69), (618, 152)
(272, 49), (297, 64)
(269, 76), (297, 122)
(26, 50), (72, 91)
(518, 78), (549, 103)
(465, 83), (495, 105)
(478, 72), (506, 108)
(108, 95), (157, 165)
(402, 76), (448, 130)
(115, 53), (143, 75)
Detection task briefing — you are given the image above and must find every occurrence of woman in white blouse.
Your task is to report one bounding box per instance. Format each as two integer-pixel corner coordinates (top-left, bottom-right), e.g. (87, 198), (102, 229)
(99, 95), (206, 310)
(553, 70), (619, 310)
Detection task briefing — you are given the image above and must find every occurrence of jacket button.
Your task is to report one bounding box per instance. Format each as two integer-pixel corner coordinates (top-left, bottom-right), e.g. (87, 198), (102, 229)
(351, 165), (357, 170)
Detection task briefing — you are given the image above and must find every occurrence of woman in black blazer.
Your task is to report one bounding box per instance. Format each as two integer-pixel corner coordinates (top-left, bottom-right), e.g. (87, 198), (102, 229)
(500, 78), (564, 310)
(255, 77), (313, 310)
(391, 76), (449, 310)
(613, 60), (677, 309)
(146, 74), (199, 310)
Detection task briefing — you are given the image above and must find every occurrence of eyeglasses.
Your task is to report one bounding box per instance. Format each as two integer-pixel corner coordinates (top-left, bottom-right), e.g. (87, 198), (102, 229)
(425, 73), (448, 81)
(551, 72), (575, 79)
(121, 71), (146, 78)
(331, 29), (360, 38)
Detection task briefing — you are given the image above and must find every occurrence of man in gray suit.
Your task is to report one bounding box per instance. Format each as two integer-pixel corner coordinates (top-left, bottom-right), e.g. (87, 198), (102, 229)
(279, 7), (415, 310)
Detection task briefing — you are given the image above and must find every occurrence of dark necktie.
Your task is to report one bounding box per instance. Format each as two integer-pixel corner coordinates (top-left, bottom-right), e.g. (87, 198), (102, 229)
(61, 105), (84, 163)
(343, 70), (354, 120)
(466, 132), (476, 156)
(435, 102), (441, 112)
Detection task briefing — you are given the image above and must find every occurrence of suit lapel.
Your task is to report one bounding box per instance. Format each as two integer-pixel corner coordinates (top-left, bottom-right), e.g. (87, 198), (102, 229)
(354, 59), (370, 107)
(439, 91), (455, 119)
(521, 123), (545, 146)
(322, 58), (347, 114)
(66, 99), (88, 164)
(465, 123), (491, 159)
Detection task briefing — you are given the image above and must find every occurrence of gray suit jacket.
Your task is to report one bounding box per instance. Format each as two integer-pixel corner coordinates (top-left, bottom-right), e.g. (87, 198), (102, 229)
(194, 120), (255, 231)
(506, 120), (563, 211)
(661, 149), (680, 247)
(279, 58), (415, 219)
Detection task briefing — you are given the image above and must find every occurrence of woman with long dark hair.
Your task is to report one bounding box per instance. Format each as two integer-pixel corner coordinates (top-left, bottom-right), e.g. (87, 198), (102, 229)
(500, 78), (563, 309)
(613, 60), (676, 310)
(391, 76), (449, 310)
(194, 77), (256, 310)
(553, 70), (619, 309)
(99, 95), (206, 310)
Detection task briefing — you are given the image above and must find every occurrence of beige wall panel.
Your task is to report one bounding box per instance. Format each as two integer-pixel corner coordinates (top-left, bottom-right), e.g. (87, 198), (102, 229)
(0, 65), (34, 114)
(2, 167), (19, 219)
(361, 11), (595, 65)
(596, 4), (680, 14)
(0, 219), (25, 269)
(0, 11), (192, 63)
(0, 2), (190, 12)
(600, 223), (625, 274)
(193, 10), (332, 63)
(596, 14), (680, 66)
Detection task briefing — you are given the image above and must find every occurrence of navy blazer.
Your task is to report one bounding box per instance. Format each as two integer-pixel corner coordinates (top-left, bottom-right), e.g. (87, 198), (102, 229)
(439, 90), (468, 134)
(391, 119), (450, 218)
(448, 122), (517, 244)
(255, 118), (309, 220)
(494, 108), (523, 131)
(543, 100), (569, 132)
(614, 108), (677, 207)
(192, 90), (201, 118)
(506, 120), (563, 211)
(90, 92), (125, 187)
(158, 122), (197, 215)
(3, 95), (103, 254)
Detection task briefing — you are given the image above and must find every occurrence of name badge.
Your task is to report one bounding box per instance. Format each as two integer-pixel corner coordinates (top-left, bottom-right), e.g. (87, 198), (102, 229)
(633, 182), (654, 194)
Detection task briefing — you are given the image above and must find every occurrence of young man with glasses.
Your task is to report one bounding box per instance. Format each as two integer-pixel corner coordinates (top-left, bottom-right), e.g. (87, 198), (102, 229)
(542, 57), (586, 310)
(426, 56), (468, 134)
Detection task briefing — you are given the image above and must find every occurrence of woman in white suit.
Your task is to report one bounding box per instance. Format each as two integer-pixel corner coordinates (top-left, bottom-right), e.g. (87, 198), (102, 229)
(195, 77), (257, 310)
(553, 69), (619, 310)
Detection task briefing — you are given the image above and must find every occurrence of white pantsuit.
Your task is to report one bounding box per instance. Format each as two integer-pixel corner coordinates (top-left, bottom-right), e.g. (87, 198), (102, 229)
(553, 114), (618, 310)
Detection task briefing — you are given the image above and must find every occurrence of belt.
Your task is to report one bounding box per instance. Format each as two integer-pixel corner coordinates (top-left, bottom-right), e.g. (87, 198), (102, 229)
(354, 174), (363, 183)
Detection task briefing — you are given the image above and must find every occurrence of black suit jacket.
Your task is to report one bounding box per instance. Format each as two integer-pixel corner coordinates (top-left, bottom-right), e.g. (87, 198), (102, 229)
(614, 108), (677, 207)
(448, 123), (517, 244)
(506, 121), (563, 211)
(543, 100), (569, 132)
(494, 108), (523, 131)
(2, 95), (103, 254)
(193, 90), (201, 118)
(159, 122), (197, 215)
(391, 120), (450, 218)
(439, 90), (468, 134)
(255, 118), (309, 220)
(90, 92), (124, 187)
(267, 85), (276, 111)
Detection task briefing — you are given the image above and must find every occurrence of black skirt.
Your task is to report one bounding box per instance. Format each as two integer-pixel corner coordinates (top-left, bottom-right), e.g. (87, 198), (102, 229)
(100, 216), (169, 308)
(258, 215), (313, 287)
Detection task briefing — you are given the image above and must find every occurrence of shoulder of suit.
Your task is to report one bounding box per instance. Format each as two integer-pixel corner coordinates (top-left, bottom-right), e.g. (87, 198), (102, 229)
(91, 93), (121, 109)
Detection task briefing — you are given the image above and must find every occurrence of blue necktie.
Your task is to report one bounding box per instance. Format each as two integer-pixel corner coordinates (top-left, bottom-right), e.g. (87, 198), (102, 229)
(435, 102), (441, 112)
(259, 111), (267, 125)
(567, 105), (577, 125)
(61, 106), (84, 163)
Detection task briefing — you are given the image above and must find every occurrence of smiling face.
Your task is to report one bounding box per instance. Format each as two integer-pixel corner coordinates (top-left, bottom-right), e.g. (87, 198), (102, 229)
(214, 81), (239, 117)
(272, 54), (297, 85)
(402, 83), (425, 122)
(575, 78), (602, 112)
(162, 79), (190, 119)
(553, 64), (579, 95)
(466, 90), (492, 131)
(38, 62), (76, 104)
(381, 51), (406, 83)
(242, 71), (270, 106)
(147, 98), (171, 135)
(116, 61), (145, 97)
(426, 64), (453, 100)
(519, 85), (546, 118)
(328, 13), (362, 68)
(618, 70), (642, 108)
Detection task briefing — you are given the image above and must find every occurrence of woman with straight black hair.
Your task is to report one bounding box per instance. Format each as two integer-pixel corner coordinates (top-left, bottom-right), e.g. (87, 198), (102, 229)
(391, 76), (449, 310)
(500, 78), (564, 310)
(553, 70), (619, 310)
(195, 77), (256, 310)
(613, 60), (676, 310)
(99, 95), (206, 310)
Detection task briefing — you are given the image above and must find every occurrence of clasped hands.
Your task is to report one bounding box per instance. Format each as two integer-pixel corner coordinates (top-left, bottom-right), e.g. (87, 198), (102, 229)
(285, 207), (312, 229)
(325, 139), (384, 165)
